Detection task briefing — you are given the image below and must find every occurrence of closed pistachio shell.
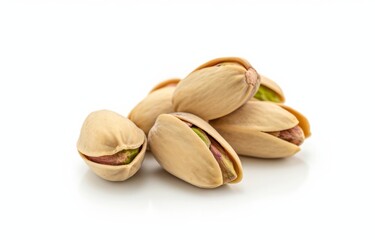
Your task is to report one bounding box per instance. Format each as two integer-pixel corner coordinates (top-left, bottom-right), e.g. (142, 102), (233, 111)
(253, 75), (285, 103)
(210, 101), (306, 158)
(77, 110), (147, 181)
(129, 78), (180, 135)
(148, 112), (243, 188)
(172, 57), (260, 121)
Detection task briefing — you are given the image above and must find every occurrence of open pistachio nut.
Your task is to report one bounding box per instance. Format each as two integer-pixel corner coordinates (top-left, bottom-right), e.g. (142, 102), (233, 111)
(148, 112), (243, 188)
(210, 101), (310, 158)
(253, 75), (285, 103)
(128, 78), (180, 136)
(77, 110), (147, 181)
(172, 57), (261, 120)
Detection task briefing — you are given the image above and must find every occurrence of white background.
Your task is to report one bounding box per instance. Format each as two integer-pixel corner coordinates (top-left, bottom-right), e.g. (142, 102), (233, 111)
(1, 0), (374, 239)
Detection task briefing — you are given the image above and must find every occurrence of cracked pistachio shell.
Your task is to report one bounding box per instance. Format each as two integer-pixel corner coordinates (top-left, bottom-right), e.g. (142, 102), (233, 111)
(277, 103), (311, 138)
(253, 75), (285, 103)
(128, 78), (180, 135)
(210, 101), (304, 158)
(148, 112), (243, 188)
(77, 110), (147, 181)
(172, 57), (261, 120)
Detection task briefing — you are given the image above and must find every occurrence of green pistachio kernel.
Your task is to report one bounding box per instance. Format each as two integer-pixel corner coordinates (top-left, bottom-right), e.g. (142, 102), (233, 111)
(254, 85), (281, 103)
(122, 148), (140, 164)
(192, 127), (211, 147)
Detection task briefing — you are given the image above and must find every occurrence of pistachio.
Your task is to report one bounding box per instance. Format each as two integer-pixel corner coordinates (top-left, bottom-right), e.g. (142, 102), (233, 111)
(210, 101), (310, 158)
(172, 57), (261, 120)
(253, 75), (285, 103)
(148, 112), (242, 188)
(77, 110), (147, 181)
(128, 78), (180, 135)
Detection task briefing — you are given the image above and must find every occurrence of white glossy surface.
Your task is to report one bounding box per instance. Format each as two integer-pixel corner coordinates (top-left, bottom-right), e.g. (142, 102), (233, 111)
(0, 1), (374, 239)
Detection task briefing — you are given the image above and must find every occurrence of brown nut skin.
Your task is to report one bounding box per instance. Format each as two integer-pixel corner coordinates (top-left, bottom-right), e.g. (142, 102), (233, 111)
(128, 78), (180, 136)
(77, 110), (147, 181)
(172, 57), (261, 121)
(277, 103), (311, 138)
(148, 112), (243, 188)
(210, 101), (311, 158)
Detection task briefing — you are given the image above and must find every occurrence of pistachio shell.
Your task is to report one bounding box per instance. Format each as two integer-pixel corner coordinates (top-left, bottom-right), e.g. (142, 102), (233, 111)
(148, 112), (242, 188)
(149, 78), (180, 93)
(172, 57), (260, 121)
(77, 110), (146, 181)
(213, 127), (300, 158)
(210, 102), (302, 158)
(277, 103), (311, 138)
(129, 79), (180, 135)
(255, 75), (285, 103)
(193, 57), (252, 71)
(211, 101), (298, 132)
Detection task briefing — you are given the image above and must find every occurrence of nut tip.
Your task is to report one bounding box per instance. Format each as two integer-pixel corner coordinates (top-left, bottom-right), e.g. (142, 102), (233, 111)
(245, 68), (259, 87)
(245, 68), (260, 98)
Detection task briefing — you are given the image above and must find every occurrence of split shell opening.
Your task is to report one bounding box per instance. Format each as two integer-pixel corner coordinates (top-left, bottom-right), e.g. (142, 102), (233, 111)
(77, 110), (147, 181)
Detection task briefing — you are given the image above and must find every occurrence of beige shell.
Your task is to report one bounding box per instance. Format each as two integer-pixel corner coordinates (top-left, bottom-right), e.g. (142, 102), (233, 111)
(148, 112), (243, 188)
(149, 78), (180, 93)
(210, 101), (303, 158)
(128, 78), (180, 135)
(172, 57), (261, 121)
(77, 110), (147, 181)
(277, 103), (311, 138)
(259, 75), (285, 102)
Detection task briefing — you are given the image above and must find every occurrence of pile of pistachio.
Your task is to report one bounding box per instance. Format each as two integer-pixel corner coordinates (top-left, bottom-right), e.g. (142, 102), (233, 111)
(77, 57), (311, 188)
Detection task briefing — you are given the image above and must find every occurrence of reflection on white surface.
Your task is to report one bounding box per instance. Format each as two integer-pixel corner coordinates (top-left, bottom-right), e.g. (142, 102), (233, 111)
(243, 155), (309, 198)
(79, 152), (309, 214)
